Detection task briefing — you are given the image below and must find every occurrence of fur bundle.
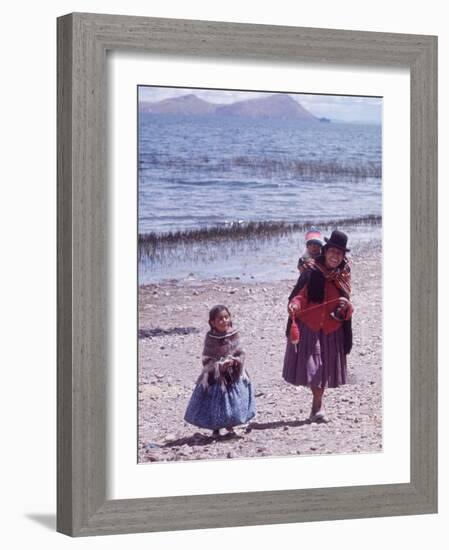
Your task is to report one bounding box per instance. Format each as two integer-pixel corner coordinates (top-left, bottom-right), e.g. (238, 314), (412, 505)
(198, 329), (248, 390)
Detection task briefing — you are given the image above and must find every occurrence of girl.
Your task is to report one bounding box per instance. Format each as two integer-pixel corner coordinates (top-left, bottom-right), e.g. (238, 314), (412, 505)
(184, 305), (255, 437)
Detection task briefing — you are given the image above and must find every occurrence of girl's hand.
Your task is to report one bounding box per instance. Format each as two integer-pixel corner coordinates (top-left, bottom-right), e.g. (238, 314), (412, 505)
(218, 358), (233, 373)
(225, 355), (239, 367)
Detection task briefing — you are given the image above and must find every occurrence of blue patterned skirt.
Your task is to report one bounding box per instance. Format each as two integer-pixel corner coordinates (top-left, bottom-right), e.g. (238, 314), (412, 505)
(184, 378), (256, 430)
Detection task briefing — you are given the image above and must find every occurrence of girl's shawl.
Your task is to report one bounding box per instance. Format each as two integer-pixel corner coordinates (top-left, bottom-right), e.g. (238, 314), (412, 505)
(198, 328), (247, 390)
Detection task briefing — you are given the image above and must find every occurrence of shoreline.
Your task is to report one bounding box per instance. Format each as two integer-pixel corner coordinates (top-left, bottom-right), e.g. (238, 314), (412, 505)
(138, 245), (382, 462)
(139, 223), (381, 285)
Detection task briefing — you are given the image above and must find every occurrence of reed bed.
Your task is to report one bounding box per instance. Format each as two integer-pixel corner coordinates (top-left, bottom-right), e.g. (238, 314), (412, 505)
(138, 216), (382, 262)
(139, 154), (381, 180)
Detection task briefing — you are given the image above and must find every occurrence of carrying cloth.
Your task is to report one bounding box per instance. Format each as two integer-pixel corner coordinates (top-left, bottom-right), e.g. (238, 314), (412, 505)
(285, 257), (353, 354)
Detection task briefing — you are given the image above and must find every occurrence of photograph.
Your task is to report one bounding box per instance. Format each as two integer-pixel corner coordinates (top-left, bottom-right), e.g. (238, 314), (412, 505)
(137, 86), (383, 463)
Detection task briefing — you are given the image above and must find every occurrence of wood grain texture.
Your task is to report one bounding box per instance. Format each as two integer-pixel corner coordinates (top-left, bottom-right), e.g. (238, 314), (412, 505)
(410, 37), (438, 508)
(57, 12), (438, 537)
(57, 13), (74, 536)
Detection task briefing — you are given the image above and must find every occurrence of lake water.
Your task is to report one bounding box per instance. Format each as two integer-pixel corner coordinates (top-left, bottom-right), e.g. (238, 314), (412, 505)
(138, 114), (382, 282)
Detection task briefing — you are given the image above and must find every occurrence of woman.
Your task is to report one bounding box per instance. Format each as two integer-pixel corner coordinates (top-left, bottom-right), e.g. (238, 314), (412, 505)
(283, 230), (353, 422)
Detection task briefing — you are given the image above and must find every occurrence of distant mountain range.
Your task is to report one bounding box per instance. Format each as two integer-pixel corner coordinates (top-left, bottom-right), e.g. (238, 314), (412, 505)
(140, 94), (217, 115)
(140, 93), (327, 122)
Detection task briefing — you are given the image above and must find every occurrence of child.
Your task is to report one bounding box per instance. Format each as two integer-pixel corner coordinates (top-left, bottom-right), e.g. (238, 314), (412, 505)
(184, 305), (255, 437)
(297, 227), (323, 273)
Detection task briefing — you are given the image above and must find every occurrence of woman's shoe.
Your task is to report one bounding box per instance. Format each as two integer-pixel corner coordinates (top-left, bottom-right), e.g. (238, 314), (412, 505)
(309, 409), (327, 423)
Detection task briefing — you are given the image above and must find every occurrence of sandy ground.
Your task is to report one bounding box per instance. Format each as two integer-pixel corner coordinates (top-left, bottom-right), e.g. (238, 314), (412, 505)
(138, 248), (382, 463)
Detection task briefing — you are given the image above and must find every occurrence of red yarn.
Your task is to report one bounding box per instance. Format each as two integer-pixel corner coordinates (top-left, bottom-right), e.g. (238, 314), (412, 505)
(289, 312), (300, 344)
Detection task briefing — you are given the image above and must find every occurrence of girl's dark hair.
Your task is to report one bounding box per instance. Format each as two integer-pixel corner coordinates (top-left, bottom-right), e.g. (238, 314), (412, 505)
(208, 304), (232, 327)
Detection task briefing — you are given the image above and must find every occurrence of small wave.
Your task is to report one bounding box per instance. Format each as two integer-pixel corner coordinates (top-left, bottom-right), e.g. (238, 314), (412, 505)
(164, 179), (251, 188)
(139, 155), (381, 180)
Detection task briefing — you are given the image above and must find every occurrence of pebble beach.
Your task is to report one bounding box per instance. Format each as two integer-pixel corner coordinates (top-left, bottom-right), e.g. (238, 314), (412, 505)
(138, 243), (382, 463)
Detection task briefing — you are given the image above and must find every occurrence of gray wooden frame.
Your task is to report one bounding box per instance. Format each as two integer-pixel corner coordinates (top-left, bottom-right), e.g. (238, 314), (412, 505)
(57, 12), (437, 537)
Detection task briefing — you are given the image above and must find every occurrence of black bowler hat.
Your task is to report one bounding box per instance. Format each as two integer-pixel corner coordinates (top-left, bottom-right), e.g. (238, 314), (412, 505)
(324, 230), (350, 252)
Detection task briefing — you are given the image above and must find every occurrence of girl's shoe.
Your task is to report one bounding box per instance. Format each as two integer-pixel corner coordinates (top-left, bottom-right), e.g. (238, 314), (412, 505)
(212, 429), (221, 437)
(224, 427), (237, 438)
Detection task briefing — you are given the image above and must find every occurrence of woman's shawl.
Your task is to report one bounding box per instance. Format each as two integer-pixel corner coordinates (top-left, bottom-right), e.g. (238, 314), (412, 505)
(285, 257), (353, 354)
(198, 328), (247, 390)
(288, 256), (352, 302)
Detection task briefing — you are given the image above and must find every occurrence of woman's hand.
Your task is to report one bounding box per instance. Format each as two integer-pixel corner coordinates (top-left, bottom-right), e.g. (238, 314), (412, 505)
(288, 301), (300, 315)
(337, 297), (354, 319)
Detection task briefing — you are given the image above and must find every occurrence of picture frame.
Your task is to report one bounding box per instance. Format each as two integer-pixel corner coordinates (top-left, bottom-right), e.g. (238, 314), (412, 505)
(57, 12), (437, 537)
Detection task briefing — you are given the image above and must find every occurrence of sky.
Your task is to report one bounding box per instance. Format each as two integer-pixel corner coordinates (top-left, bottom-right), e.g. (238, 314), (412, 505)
(138, 86), (382, 124)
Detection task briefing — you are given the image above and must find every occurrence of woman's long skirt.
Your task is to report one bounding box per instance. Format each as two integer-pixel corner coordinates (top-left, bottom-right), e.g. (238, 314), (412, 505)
(282, 321), (347, 388)
(184, 377), (256, 430)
